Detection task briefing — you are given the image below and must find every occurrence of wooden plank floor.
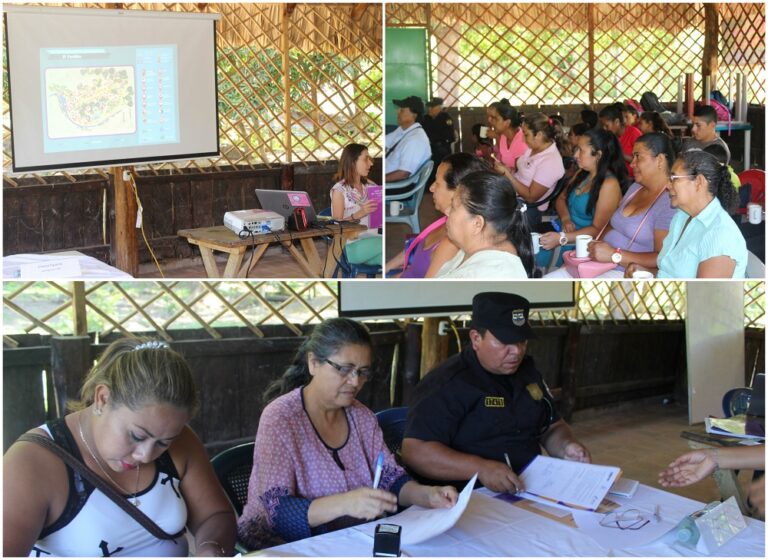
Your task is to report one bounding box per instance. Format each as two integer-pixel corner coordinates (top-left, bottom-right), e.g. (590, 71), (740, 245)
(570, 400), (757, 506)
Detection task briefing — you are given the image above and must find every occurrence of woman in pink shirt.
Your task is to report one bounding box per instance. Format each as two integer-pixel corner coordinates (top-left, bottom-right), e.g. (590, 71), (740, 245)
(487, 99), (527, 172)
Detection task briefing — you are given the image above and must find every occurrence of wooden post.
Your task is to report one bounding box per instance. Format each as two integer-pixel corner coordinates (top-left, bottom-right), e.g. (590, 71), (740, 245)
(587, 4), (595, 106)
(111, 166), (138, 276)
(420, 317), (450, 379)
(559, 322), (581, 422)
(282, 5), (293, 163)
(685, 73), (695, 119)
(72, 281), (87, 337)
(703, 4), (720, 92)
(51, 337), (91, 418)
(281, 164), (295, 191)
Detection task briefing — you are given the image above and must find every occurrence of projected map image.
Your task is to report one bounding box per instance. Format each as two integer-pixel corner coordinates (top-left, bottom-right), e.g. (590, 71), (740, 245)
(45, 66), (136, 138)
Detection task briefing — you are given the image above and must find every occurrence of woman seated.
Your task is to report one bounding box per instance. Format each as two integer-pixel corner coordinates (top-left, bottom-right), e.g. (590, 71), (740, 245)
(487, 99), (527, 170)
(496, 112), (566, 229)
(626, 149), (747, 278)
(237, 318), (457, 550)
(436, 171), (533, 279)
(3, 339), (236, 557)
(546, 132), (677, 279)
(384, 153), (491, 278)
(330, 143), (382, 267)
(637, 111), (672, 137)
(537, 128), (627, 269)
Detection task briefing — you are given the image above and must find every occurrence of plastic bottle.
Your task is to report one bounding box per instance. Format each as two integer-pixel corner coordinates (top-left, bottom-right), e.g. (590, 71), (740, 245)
(674, 502), (721, 548)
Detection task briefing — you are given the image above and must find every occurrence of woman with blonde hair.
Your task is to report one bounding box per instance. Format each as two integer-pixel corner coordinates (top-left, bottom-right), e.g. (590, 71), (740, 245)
(4, 338), (236, 556)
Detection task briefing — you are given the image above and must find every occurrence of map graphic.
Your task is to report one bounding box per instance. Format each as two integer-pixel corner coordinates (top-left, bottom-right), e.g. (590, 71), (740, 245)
(45, 66), (136, 139)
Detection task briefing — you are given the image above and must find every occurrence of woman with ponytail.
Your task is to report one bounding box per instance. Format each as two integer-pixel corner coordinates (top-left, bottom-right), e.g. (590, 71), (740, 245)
(487, 99), (527, 171)
(238, 318), (457, 550)
(436, 171), (533, 278)
(627, 149), (747, 278)
(638, 111), (673, 137)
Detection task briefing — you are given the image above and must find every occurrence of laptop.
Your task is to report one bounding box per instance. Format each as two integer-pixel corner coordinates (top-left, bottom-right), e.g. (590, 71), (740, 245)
(255, 189), (318, 224)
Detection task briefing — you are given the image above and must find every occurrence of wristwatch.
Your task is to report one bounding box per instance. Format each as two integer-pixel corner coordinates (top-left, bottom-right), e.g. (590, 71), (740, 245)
(611, 249), (623, 264)
(559, 232), (568, 246)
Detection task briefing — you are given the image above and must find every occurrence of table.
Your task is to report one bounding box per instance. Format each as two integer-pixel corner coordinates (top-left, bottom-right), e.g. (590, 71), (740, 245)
(178, 223), (367, 278)
(3, 251), (133, 279)
(681, 424), (764, 514)
(254, 484), (764, 557)
(717, 122), (753, 170)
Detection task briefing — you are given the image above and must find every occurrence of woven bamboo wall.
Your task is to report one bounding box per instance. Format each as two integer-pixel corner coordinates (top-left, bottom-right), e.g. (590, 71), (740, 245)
(386, 3), (765, 108)
(2, 2), (382, 182)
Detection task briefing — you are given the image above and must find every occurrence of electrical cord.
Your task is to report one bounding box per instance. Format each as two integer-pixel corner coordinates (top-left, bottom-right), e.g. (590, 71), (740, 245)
(237, 228), (257, 277)
(127, 171), (164, 278)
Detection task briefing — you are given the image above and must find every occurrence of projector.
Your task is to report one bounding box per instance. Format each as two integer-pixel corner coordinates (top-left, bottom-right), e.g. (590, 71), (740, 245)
(223, 209), (285, 234)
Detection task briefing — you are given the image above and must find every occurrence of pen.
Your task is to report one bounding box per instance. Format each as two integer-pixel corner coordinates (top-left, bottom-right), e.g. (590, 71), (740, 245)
(504, 452), (512, 470)
(372, 451), (384, 489)
(654, 504), (661, 522)
(552, 220), (562, 233)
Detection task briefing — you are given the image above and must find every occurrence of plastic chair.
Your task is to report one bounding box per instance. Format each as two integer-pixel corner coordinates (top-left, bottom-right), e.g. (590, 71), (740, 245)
(737, 169), (765, 214)
(319, 207), (381, 278)
(375, 407), (409, 457)
(385, 160), (434, 234)
(746, 251), (765, 278)
(210, 442), (255, 517)
(722, 387), (752, 417)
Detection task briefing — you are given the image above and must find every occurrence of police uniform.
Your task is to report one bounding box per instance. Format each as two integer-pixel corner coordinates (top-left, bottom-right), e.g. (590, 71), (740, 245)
(405, 346), (559, 489)
(422, 111), (456, 164)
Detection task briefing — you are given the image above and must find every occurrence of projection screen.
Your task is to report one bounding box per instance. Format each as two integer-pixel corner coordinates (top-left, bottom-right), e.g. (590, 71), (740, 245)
(4, 6), (220, 172)
(339, 281), (576, 319)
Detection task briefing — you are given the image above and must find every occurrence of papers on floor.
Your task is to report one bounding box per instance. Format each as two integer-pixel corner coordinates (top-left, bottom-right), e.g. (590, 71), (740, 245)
(377, 473), (477, 545)
(705, 415), (765, 440)
(518, 455), (621, 511)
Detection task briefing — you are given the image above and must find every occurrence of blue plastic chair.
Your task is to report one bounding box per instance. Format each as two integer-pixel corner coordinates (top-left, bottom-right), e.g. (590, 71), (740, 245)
(319, 207), (381, 278)
(375, 407), (409, 456)
(385, 160), (434, 234)
(722, 387), (752, 417)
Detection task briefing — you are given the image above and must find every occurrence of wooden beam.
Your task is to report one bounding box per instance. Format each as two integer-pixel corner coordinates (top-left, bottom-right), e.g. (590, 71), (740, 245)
(111, 166), (138, 276)
(282, 6), (292, 163)
(420, 317), (450, 379)
(50, 337), (91, 418)
(587, 3), (595, 106)
(703, 4), (720, 90)
(72, 282), (87, 337)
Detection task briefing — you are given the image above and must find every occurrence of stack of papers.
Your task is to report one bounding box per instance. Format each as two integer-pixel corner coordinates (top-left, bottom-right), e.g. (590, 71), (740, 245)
(705, 416), (765, 440)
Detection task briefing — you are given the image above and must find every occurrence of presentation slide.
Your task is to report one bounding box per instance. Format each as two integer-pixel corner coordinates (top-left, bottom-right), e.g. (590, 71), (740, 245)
(339, 281), (575, 319)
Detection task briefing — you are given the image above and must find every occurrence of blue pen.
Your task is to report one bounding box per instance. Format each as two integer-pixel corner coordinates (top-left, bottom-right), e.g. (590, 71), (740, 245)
(552, 220), (562, 233)
(372, 451), (384, 489)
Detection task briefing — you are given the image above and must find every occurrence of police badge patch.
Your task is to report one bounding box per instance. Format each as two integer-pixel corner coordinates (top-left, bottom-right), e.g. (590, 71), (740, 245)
(511, 309), (525, 326)
(526, 383), (543, 401)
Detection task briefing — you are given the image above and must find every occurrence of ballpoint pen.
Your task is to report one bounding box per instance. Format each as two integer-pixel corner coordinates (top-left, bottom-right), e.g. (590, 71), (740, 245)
(372, 451), (384, 489)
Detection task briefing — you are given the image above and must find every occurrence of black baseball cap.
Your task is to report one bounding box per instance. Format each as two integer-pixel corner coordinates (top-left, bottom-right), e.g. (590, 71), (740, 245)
(393, 96), (425, 117)
(426, 97), (444, 108)
(471, 292), (535, 344)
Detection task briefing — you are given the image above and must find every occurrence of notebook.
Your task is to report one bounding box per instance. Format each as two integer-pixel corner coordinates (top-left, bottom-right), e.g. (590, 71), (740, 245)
(255, 189), (318, 224)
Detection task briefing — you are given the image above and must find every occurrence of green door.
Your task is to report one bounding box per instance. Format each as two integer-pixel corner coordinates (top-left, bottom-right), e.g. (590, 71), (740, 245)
(384, 28), (428, 128)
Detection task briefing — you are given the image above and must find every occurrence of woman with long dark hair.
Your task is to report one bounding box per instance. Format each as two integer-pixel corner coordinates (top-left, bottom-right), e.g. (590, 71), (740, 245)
(627, 149), (747, 278)
(487, 99), (527, 171)
(238, 318), (457, 550)
(637, 111), (672, 137)
(537, 128), (628, 268)
(436, 171), (534, 278)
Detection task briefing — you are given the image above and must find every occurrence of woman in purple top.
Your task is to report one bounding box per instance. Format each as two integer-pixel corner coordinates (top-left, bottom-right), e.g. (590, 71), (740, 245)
(546, 133), (676, 278)
(385, 154), (491, 278)
(237, 318), (457, 550)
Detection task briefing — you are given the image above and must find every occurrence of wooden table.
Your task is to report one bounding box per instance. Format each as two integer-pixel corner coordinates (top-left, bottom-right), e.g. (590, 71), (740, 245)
(178, 223), (367, 278)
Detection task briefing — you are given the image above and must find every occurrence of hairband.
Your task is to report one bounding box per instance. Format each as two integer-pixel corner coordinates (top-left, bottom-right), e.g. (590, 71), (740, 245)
(518, 202), (528, 213)
(134, 340), (169, 351)
(547, 117), (554, 126)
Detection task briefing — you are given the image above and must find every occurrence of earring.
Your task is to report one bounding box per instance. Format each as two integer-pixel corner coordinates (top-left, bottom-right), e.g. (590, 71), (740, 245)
(93, 408), (102, 416)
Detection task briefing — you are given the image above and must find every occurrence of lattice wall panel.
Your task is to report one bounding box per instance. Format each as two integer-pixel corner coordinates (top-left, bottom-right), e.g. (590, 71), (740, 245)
(719, 2), (766, 105)
(2, 3), (382, 181)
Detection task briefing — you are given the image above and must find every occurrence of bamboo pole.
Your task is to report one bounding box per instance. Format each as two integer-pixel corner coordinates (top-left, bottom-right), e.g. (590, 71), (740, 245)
(703, 4), (719, 92)
(587, 3), (595, 106)
(72, 281), (87, 337)
(282, 5), (293, 163)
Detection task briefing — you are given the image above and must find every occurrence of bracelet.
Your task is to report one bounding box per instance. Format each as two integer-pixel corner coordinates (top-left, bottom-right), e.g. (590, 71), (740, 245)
(198, 540), (227, 557)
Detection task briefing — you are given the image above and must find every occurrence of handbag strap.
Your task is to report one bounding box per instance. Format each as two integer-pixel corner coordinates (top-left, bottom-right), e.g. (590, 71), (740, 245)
(19, 432), (183, 541)
(402, 216), (447, 271)
(385, 124), (422, 158)
(595, 185), (667, 250)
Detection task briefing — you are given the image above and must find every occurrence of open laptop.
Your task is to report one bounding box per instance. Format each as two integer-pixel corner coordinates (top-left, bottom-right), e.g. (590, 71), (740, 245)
(255, 189), (318, 224)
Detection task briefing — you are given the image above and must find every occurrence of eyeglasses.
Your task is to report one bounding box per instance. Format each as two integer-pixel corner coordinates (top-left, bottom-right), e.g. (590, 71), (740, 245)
(599, 509), (650, 531)
(325, 359), (373, 380)
(670, 174), (696, 184)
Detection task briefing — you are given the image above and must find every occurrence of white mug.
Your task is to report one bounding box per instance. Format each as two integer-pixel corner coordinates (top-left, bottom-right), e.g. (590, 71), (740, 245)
(575, 235), (593, 258)
(389, 201), (404, 216)
(531, 232), (541, 255)
(479, 125), (489, 139)
(747, 202), (762, 224)
(632, 270), (654, 280)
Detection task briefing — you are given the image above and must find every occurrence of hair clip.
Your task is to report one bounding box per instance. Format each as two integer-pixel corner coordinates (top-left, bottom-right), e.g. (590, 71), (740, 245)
(518, 202), (528, 213)
(547, 118), (553, 126)
(134, 340), (169, 351)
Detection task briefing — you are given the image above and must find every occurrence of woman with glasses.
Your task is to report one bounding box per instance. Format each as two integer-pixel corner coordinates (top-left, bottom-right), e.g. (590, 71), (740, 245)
(237, 318), (457, 550)
(626, 149), (747, 278)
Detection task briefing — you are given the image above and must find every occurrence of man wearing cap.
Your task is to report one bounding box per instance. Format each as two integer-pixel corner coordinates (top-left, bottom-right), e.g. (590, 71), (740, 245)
(385, 96), (431, 183)
(422, 97), (456, 175)
(402, 292), (591, 493)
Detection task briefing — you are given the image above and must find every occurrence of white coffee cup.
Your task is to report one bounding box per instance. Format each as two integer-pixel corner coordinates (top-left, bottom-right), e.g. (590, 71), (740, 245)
(575, 235), (593, 258)
(632, 270), (654, 280)
(389, 201), (404, 216)
(479, 125), (489, 139)
(747, 202), (762, 224)
(531, 232), (541, 255)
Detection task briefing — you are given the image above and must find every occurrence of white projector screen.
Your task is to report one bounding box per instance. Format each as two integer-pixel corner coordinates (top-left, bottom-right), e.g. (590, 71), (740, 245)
(339, 281), (576, 319)
(5, 6), (220, 172)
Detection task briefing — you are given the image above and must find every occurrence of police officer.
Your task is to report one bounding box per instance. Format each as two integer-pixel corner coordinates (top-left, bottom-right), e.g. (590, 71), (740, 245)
(402, 292), (591, 493)
(422, 97), (456, 184)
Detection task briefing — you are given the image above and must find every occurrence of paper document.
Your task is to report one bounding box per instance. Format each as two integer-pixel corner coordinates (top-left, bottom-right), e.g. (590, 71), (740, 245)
(376, 473), (477, 545)
(519, 455), (621, 511)
(705, 416), (764, 440)
(366, 185), (383, 229)
(572, 506), (675, 550)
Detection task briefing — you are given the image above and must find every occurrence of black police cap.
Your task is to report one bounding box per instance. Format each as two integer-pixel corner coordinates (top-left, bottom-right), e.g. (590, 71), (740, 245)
(471, 292), (535, 344)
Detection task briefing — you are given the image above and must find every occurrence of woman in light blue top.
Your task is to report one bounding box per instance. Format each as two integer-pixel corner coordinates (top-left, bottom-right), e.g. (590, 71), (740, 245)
(627, 149), (747, 278)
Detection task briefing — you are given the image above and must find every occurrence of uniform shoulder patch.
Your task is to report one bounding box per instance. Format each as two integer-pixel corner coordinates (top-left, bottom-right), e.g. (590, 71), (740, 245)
(526, 383), (543, 401)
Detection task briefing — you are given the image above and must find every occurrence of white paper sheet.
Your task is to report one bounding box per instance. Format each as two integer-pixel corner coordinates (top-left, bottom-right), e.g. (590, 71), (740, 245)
(377, 473), (478, 545)
(519, 455), (621, 510)
(572, 506), (676, 550)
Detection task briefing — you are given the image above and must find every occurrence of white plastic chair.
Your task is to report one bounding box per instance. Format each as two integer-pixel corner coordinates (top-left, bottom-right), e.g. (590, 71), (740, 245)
(746, 250), (764, 278)
(385, 160), (434, 234)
